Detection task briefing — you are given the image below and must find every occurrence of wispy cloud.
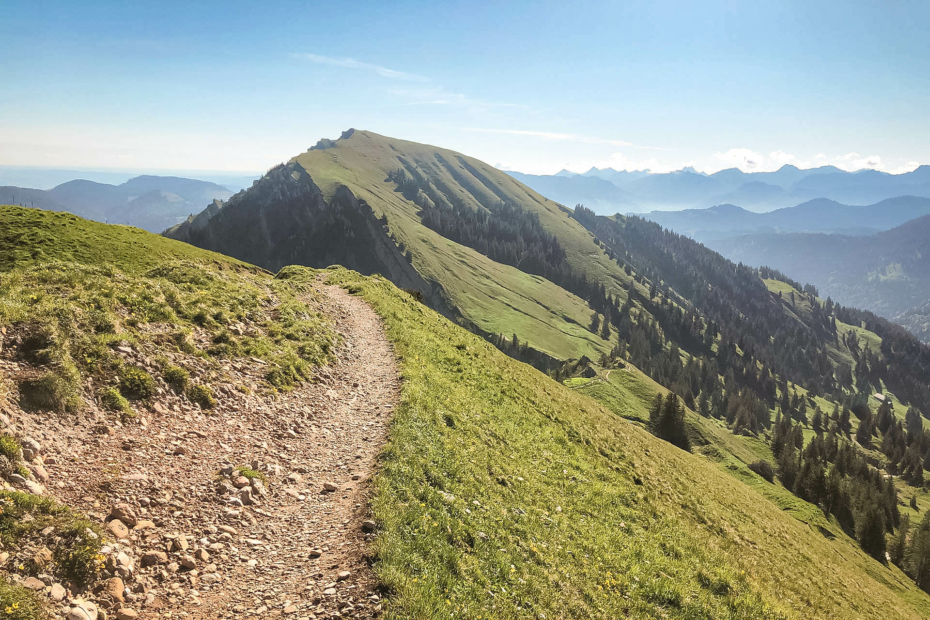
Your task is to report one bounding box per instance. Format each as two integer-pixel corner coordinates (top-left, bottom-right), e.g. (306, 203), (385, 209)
(291, 53), (427, 82)
(465, 127), (661, 150)
(392, 87), (525, 110)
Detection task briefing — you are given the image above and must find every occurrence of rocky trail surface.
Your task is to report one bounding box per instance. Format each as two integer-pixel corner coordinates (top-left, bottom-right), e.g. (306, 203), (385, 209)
(1, 281), (399, 619)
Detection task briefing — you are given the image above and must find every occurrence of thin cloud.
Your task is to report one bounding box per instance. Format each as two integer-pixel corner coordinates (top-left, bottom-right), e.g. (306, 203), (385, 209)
(392, 87), (525, 110)
(291, 53), (427, 82)
(465, 127), (661, 150)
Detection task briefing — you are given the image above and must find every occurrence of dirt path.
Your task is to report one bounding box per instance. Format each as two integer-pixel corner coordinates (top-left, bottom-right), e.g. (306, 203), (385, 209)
(191, 282), (399, 618)
(5, 282), (399, 619)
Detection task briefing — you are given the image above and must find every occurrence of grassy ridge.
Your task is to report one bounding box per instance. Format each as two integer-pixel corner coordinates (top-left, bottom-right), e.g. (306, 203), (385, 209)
(327, 267), (930, 619)
(292, 131), (628, 360)
(0, 206), (254, 274)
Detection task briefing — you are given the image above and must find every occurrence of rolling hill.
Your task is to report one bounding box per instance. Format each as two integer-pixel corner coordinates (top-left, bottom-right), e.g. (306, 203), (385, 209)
(643, 196), (930, 242)
(1, 175), (233, 232)
(4, 205), (930, 618)
(712, 214), (930, 340)
(161, 130), (930, 610)
(167, 129), (636, 362)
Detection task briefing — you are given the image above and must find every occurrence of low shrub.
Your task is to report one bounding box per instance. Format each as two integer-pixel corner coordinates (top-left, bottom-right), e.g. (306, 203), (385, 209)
(749, 460), (775, 483)
(0, 435), (22, 462)
(0, 576), (47, 620)
(19, 362), (82, 413)
(163, 365), (189, 394)
(188, 384), (215, 409)
(118, 366), (155, 400)
(100, 387), (131, 416)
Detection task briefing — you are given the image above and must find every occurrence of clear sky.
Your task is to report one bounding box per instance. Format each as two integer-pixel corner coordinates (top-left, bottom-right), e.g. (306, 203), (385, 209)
(2, 0), (929, 175)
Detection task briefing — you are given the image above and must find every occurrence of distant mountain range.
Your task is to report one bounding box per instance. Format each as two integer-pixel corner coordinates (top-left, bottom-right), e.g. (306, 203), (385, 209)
(508, 164), (930, 214)
(0, 175), (234, 232)
(642, 196), (930, 242)
(711, 215), (930, 341)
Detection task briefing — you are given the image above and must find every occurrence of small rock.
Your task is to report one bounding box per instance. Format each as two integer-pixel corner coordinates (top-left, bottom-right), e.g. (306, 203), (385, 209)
(105, 577), (125, 602)
(133, 520), (156, 531)
(110, 504), (138, 527)
(308, 548), (322, 558)
(116, 610), (139, 620)
(195, 549), (210, 563)
(170, 535), (189, 552)
(322, 482), (337, 492)
(337, 570), (351, 581)
(108, 519), (130, 539)
(217, 525), (238, 536)
(50, 583), (66, 601)
(179, 555), (197, 570)
(23, 576), (44, 590)
(21, 437), (42, 461)
(361, 520), (376, 533)
(233, 476), (250, 488)
(30, 463), (49, 483)
(23, 480), (45, 495)
(238, 487), (254, 506)
(140, 551), (168, 567)
(68, 601), (98, 620)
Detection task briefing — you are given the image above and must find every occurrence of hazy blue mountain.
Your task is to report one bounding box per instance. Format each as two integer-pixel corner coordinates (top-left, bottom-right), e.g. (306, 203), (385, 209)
(580, 167), (651, 185)
(0, 166), (261, 193)
(510, 163), (930, 213)
(645, 196), (930, 242)
(505, 171), (639, 214)
(711, 214), (930, 340)
(0, 186), (68, 213)
(2, 175), (233, 232)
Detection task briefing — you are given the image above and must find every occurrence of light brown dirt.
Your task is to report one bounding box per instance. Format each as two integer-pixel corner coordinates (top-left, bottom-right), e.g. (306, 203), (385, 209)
(2, 281), (399, 619)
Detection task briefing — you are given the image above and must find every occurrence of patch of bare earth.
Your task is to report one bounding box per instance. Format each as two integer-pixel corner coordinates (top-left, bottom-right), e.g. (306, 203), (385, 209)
(0, 282), (399, 619)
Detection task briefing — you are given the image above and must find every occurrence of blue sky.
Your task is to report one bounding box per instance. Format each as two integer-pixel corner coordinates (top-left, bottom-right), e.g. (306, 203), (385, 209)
(2, 0), (929, 175)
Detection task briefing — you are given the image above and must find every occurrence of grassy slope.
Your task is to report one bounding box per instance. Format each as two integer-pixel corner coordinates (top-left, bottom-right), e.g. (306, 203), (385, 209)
(327, 267), (930, 620)
(0, 206), (254, 274)
(291, 130), (630, 360)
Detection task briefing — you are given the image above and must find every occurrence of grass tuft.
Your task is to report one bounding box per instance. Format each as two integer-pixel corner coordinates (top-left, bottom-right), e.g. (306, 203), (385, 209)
(162, 365), (189, 394)
(100, 387), (132, 417)
(0, 491), (103, 587)
(188, 384), (215, 409)
(19, 360), (82, 413)
(118, 366), (156, 400)
(0, 577), (47, 620)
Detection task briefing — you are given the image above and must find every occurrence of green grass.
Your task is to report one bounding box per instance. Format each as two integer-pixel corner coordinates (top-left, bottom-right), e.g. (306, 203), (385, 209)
(118, 365), (156, 400)
(100, 387), (132, 416)
(162, 364), (190, 393)
(0, 577), (47, 620)
(327, 267), (930, 620)
(0, 205), (252, 274)
(187, 384), (215, 409)
(292, 130), (636, 361)
(236, 467), (267, 482)
(0, 207), (339, 413)
(0, 491), (103, 587)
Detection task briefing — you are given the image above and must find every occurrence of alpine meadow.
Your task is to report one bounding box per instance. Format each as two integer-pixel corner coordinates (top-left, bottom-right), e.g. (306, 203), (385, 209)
(4, 2), (930, 619)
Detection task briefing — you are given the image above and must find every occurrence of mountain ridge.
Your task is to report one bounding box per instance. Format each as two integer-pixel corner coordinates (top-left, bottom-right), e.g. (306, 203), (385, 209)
(509, 162), (930, 214)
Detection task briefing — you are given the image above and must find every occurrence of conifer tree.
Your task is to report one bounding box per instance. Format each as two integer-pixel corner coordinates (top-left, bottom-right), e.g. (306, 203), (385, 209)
(891, 514), (911, 566)
(908, 511), (930, 591)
